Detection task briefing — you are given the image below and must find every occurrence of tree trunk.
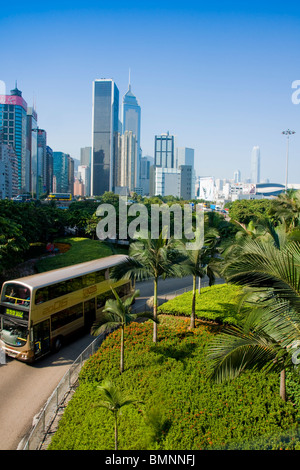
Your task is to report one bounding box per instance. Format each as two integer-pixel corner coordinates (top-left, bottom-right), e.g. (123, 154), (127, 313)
(114, 413), (118, 450)
(280, 369), (286, 401)
(190, 275), (196, 329)
(120, 324), (124, 373)
(153, 278), (158, 343)
(198, 276), (201, 294)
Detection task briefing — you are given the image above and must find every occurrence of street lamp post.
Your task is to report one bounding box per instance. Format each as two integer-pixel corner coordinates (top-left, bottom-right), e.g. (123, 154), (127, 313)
(282, 129), (295, 192)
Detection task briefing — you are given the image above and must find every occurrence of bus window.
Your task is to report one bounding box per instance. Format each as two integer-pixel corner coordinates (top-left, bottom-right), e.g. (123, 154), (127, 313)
(51, 303), (83, 331)
(96, 294), (105, 309)
(95, 270), (106, 283)
(48, 281), (70, 301)
(35, 287), (49, 304)
(33, 319), (50, 356)
(70, 276), (83, 291)
(3, 284), (30, 306)
(116, 283), (130, 297)
(0, 318), (28, 347)
(82, 273), (96, 287)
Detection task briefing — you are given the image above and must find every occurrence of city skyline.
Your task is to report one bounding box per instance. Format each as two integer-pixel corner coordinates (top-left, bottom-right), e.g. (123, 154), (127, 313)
(1, 1), (300, 184)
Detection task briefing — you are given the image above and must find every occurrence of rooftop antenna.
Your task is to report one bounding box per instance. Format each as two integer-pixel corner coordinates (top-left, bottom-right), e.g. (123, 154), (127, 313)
(128, 68), (131, 91)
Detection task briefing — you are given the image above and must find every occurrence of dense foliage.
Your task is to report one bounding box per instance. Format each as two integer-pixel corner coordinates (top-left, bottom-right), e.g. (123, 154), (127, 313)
(228, 199), (274, 225)
(0, 200), (67, 271)
(158, 284), (248, 325)
(48, 316), (300, 450)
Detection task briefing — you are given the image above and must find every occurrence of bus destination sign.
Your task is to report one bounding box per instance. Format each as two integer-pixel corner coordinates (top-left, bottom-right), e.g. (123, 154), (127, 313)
(5, 308), (24, 319)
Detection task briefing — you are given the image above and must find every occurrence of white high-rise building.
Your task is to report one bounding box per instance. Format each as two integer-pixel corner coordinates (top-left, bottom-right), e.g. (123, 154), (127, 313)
(152, 167), (181, 197)
(251, 146), (260, 184)
(120, 130), (138, 192)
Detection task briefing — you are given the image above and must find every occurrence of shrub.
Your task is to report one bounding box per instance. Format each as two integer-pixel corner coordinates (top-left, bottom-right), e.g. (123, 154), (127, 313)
(48, 316), (300, 450)
(158, 284), (247, 325)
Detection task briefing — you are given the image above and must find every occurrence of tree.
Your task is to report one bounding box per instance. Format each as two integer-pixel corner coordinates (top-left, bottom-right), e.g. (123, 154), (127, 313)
(228, 199), (274, 226)
(207, 234), (300, 400)
(96, 379), (142, 450)
(110, 232), (185, 343)
(91, 287), (157, 373)
(270, 189), (300, 229)
(0, 216), (29, 272)
(180, 228), (220, 328)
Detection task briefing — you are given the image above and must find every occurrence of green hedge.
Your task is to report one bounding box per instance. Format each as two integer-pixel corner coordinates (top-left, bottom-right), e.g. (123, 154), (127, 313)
(35, 237), (127, 272)
(158, 284), (247, 325)
(48, 316), (300, 450)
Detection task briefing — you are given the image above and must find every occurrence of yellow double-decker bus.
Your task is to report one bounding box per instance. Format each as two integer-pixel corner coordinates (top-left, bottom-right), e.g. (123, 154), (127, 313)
(47, 193), (72, 201)
(0, 255), (131, 363)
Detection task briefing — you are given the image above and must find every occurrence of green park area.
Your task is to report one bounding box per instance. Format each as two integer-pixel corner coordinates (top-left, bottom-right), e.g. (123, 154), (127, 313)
(48, 296), (300, 450)
(1, 193), (300, 450)
(35, 237), (127, 272)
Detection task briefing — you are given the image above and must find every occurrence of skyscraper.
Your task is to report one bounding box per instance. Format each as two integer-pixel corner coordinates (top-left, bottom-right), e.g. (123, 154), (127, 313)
(52, 151), (73, 193)
(91, 79), (119, 196)
(251, 146), (260, 184)
(26, 107), (38, 196)
(140, 155), (153, 195)
(80, 147), (91, 166)
(176, 147), (195, 200)
(234, 170), (241, 183)
(0, 84), (28, 193)
(0, 140), (18, 198)
(120, 130), (138, 191)
(46, 145), (53, 193)
(154, 132), (175, 168)
(122, 78), (141, 185)
(176, 147), (194, 168)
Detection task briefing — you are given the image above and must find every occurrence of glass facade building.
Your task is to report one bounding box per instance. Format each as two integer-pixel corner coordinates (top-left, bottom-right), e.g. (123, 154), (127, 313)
(27, 107), (38, 196)
(122, 83), (141, 185)
(91, 79), (119, 196)
(0, 86), (28, 193)
(52, 151), (70, 193)
(154, 133), (175, 168)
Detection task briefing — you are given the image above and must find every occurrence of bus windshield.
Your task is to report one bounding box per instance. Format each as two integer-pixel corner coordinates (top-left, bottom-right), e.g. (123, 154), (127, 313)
(2, 283), (30, 307)
(0, 317), (28, 347)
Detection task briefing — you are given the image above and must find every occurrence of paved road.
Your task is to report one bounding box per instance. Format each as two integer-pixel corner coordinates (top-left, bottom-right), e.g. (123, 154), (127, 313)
(0, 274), (216, 450)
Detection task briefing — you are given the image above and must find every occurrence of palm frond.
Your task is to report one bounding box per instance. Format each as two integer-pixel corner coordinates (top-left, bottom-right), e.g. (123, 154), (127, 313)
(207, 324), (285, 383)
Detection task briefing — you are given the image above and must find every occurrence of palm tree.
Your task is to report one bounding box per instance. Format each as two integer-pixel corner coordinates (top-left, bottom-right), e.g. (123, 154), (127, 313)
(270, 189), (300, 229)
(207, 235), (300, 400)
(110, 231), (185, 342)
(96, 379), (142, 450)
(180, 228), (220, 328)
(91, 287), (157, 373)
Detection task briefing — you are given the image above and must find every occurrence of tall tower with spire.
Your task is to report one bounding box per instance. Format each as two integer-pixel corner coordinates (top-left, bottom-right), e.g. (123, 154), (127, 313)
(251, 146), (260, 184)
(122, 72), (141, 187)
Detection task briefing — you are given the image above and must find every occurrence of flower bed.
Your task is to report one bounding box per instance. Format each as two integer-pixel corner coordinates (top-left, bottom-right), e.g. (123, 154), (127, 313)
(48, 316), (300, 450)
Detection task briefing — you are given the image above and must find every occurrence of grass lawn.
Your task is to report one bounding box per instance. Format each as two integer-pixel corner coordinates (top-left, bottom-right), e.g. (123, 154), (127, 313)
(158, 284), (248, 325)
(35, 237), (128, 272)
(48, 315), (300, 450)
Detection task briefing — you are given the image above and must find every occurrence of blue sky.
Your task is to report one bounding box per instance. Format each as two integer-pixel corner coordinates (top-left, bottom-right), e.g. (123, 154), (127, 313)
(1, 1), (300, 184)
